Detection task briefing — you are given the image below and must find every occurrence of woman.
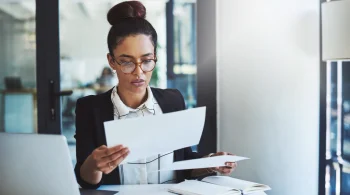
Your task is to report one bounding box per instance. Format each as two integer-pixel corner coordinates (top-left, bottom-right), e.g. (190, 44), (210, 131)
(75, 1), (236, 189)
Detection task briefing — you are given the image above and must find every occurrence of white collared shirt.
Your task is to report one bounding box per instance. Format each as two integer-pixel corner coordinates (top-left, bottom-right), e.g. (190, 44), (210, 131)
(111, 86), (176, 185)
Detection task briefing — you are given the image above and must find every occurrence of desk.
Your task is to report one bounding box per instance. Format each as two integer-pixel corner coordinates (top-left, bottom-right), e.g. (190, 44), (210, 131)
(98, 185), (268, 195)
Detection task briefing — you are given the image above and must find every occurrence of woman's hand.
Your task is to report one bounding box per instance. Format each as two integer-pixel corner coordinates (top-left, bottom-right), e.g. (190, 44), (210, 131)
(88, 145), (129, 174)
(209, 152), (237, 175)
(80, 144), (129, 185)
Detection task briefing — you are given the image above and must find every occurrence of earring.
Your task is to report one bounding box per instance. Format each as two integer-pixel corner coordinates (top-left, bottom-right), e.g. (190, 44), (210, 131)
(112, 69), (116, 74)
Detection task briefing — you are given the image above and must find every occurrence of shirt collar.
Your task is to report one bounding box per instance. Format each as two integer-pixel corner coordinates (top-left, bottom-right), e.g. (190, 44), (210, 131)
(111, 86), (155, 117)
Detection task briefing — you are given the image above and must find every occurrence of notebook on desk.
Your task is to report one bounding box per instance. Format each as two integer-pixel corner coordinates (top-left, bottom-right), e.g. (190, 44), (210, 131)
(168, 176), (270, 195)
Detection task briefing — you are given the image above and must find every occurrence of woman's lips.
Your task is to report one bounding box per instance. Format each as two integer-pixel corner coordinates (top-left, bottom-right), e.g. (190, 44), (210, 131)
(131, 79), (145, 87)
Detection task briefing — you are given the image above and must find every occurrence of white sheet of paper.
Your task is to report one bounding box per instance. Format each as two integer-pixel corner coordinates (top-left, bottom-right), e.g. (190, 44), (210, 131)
(169, 180), (237, 195)
(154, 155), (249, 171)
(104, 107), (206, 163)
(202, 176), (271, 193)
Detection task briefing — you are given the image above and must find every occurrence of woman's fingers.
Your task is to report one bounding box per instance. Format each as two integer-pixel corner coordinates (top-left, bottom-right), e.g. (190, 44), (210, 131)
(93, 145), (124, 159)
(212, 167), (221, 173)
(111, 151), (129, 167)
(91, 145), (129, 173)
(217, 167), (232, 175)
(101, 151), (130, 174)
(212, 152), (226, 156)
(97, 147), (129, 169)
(91, 145), (106, 160)
(98, 145), (107, 150)
(225, 162), (236, 168)
(103, 147), (129, 163)
(222, 168), (232, 175)
(219, 167), (227, 172)
(211, 162), (237, 175)
(103, 145), (125, 156)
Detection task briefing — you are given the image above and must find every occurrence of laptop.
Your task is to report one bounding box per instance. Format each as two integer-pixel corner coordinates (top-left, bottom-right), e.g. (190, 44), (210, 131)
(0, 133), (117, 195)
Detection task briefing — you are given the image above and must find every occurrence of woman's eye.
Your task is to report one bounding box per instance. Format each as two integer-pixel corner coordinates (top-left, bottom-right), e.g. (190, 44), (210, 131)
(120, 61), (133, 65)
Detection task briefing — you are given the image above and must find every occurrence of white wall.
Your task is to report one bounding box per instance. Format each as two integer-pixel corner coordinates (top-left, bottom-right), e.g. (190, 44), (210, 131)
(217, 0), (320, 195)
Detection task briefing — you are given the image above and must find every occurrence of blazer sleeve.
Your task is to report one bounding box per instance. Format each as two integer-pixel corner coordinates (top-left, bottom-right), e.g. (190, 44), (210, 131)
(74, 97), (104, 189)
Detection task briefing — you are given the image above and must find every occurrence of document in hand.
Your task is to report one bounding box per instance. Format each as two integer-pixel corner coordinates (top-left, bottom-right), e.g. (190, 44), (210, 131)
(168, 176), (271, 195)
(104, 107), (206, 163)
(156, 155), (248, 171)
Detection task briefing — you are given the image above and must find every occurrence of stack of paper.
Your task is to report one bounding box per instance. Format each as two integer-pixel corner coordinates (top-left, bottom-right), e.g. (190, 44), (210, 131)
(168, 176), (271, 195)
(202, 176), (271, 194)
(169, 180), (235, 195)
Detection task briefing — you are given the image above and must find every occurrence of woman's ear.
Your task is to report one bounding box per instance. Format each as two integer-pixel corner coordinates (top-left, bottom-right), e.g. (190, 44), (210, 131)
(107, 53), (116, 70)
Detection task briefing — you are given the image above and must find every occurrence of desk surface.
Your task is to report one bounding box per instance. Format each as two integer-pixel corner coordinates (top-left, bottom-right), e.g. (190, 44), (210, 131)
(98, 184), (268, 195)
(99, 184), (172, 195)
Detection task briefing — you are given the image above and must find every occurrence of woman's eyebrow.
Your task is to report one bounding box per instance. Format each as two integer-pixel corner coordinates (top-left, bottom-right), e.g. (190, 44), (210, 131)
(118, 53), (153, 58)
(118, 54), (134, 58)
(141, 53), (154, 57)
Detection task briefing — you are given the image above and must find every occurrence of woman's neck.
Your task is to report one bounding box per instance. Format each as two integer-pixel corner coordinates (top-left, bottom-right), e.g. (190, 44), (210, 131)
(117, 86), (148, 109)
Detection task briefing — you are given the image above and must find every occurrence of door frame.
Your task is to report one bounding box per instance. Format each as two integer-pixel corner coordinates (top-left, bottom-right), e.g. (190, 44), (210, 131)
(36, 0), (61, 134)
(319, 0), (326, 194)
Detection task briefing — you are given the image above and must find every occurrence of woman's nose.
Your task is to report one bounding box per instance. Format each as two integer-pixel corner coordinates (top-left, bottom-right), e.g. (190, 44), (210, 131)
(133, 64), (144, 76)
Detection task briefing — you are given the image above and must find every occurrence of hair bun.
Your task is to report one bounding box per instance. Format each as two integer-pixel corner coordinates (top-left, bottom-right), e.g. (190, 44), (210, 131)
(107, 1), (146, 25)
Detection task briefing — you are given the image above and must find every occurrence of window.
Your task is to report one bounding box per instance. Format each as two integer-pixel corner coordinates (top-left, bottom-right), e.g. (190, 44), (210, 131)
(325, 61), (350, 194)
(0, 1), (37, 134)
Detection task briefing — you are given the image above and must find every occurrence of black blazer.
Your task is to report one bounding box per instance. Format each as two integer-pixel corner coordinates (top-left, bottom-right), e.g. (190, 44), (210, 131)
(74, 87), (201, 189)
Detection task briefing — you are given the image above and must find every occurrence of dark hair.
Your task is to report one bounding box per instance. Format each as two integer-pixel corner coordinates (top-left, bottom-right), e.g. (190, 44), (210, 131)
(107, 1), (158, 57)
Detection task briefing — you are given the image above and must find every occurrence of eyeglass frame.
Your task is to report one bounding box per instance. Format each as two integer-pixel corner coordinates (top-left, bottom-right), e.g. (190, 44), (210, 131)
(111, 55), (157, 74)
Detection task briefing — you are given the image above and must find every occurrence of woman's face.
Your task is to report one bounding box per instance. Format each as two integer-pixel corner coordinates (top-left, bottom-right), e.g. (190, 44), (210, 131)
(108, 34), (155, 94)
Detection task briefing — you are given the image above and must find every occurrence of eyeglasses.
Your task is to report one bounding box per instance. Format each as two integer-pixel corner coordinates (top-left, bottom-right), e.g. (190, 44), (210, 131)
(112, 57), (157, 74)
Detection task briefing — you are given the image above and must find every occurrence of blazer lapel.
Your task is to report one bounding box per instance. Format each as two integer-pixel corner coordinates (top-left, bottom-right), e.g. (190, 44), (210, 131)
(151, 88), (176, 114)
(93, 88), (122, 184)
(93, 89), (114, 146)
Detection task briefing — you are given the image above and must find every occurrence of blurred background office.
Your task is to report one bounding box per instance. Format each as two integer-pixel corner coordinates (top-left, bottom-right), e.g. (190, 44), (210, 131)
(1, 0), (349, 195)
